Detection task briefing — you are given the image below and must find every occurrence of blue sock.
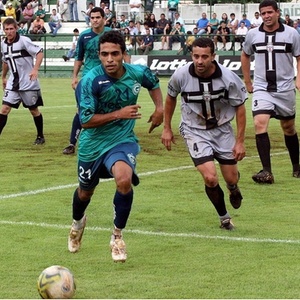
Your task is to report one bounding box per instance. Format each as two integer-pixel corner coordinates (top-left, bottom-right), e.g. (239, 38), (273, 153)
(70, 113), (81, 146)
(113, 190), (133, 229)
(72, 189), (90, 221)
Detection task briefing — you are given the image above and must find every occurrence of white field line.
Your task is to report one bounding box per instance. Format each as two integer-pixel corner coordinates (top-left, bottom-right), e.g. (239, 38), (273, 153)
(0, 151), (287, 201)
(0, 219), (299, 245)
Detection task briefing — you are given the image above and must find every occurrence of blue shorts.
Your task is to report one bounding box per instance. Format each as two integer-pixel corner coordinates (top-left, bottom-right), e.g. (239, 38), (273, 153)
(78, 142), (140, 191)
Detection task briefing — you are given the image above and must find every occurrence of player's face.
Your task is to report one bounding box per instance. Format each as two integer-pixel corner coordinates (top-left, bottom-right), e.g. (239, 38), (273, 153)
(191, 46), (216, 77)
(260, 6), (280, 29)
(90, 12), (105, 30)
(4, 24), (17, 43)
(99, 42), (125, 78)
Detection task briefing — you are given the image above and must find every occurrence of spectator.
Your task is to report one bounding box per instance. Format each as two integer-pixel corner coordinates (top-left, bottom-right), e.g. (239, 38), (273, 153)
(160, 21), (171, 50)
(127, 19), (138, 36)
(136, 22), (152, 45)
(8, 0), (20, 21)
(207, 12), (219, 34)
(232, 20), (248, 51)
(56, 0), (68, 22)
(284, 14), (293, 27)
(69, 0), (78, 22)
(62, 28), (79, 61)
(82, 2), (94, 27)
(124, 27), (133, 52)
(293, 20), (300, 34)
(138, 28), (154, 54)
(250, 11), (263, 29)
(20, 2), (34, 34)
(146, 13), (157, 34)
(213, 20), (230, 51)
(173, 11), (184, 29)
(182, 30), (195, 55)
(0, 0), (5, 16)
(104, 7), (112, 27)
(168, 21), (185, 51)
(228, 12), (238, 33)
(110, 16), (120, 30)
(220, 12), (229, 25)
(5, 2), (16, 19)
(35, 3), (45, 20)
(129, 0), (141, 24)
(29, 15), (46, 36)
(196, 12), (209, 35)
(167, 0), (179, 24)
(48, 8), (62, 36)
(17, 21), (26, 34)
(238, 13), (251, 29)
(156, 13), (168, 35)
(119, 14), (128, 32)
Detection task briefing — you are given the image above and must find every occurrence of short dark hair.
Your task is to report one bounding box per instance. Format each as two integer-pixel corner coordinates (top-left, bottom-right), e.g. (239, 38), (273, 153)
(99, 31), (126, 53)
(259, 0), (279, 11)
(90, 7), (105, 17)
(192, 37), (215, 54)
(73, 28), (79, 33)
(3, 17), (17, 29)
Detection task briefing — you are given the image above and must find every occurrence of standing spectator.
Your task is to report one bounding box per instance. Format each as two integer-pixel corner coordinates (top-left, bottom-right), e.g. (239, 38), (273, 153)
(129, 0), (141, 24)
(62, 28), (79, 61)
(69, 0), (78, 22)
(233, 20), (248, 51)
(5, 2), (16, 19)
(238, 13), (251, 29)
(168, 21), (185, 51)
(250, 11), (263, 29)
(138, 28), (154, 54)
(82, 2), (93, 27)
(35, 3), (45, 20)
(160, 21), (171, 50)
(57, 0), (68, 22)
(241, 0), (300, 183)
(167, 0), (179, 24)
(196, 12), (209, 35)
(284, 14), (293, 27)
(207, 12), (219, 34)
(62, 7), (111, 155)
(156, 13), (168, 35)
(161, 37), (247, 230)
(0, 17), (45, 145)
(20, 2), (34, 33)
(48, 8), (62, 36)
(213, 20), (230, 51)
(67, 30), (163, 262)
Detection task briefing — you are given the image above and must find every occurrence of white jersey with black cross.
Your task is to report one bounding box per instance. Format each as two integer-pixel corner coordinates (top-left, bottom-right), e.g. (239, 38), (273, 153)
(167, 61), (247, 130)
(243, 23), (300, 93)
(1, 33), (43, 91)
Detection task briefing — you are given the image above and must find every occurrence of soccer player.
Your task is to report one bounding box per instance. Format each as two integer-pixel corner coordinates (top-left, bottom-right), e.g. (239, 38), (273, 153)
(161, 37), (247, 230)
(67, 31), (163, 262)
(241, 0), (300, 183)
(0, 18), (45, 145)
(62, 7), (111, 155)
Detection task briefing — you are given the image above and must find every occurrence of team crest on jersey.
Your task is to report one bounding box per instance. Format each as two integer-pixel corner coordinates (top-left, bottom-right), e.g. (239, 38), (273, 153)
(132, 83), (141, 95)
(266, 43), (274, 52)
(127, 153), (136, 165)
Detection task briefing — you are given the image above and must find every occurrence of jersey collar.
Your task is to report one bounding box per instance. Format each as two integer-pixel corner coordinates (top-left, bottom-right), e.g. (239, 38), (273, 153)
(188, 60), (222, 79)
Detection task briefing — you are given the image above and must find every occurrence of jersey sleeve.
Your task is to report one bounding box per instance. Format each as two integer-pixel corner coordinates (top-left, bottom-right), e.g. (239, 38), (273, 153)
(22, 36), (43, 56)
(140, 65), (160, 90)
(75, 34), (84, 61)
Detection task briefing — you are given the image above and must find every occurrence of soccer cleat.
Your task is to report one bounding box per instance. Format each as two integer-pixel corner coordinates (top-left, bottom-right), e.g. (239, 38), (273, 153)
(33, 136), (45, 145)
(220, 218), (235, 230)
(228, 186), (243, 209)
(63, 144), (75, 155)
(62, 55), (69, 62)
(110, 234), (127, 263)
(68, 215), (87, 253)
(293, 170), (300, 178)
(252, 170), (274, 184)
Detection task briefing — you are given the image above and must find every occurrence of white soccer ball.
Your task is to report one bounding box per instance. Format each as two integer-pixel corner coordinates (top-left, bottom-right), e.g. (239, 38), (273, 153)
(37, 265), (76, 299)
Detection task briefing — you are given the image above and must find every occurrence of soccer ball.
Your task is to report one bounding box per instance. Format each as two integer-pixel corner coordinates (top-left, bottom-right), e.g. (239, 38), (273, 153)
(37, 265), (76, 299)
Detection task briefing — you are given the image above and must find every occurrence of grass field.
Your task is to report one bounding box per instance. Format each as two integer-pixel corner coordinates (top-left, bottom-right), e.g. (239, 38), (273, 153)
(1, 77), (300, 299)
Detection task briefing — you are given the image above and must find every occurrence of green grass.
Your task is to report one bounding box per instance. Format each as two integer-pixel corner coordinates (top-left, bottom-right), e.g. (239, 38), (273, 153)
(1, 77), (300, 298)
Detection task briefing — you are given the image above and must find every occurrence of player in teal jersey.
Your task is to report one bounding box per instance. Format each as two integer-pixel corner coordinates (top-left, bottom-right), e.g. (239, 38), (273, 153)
(67, 31), (163, 262)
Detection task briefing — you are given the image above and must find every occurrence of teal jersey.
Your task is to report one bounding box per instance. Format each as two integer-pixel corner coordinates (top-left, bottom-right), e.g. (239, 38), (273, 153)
(75, 27), (111, 76)
(168, 0), (179, 10)
(76, 63), (160, 162)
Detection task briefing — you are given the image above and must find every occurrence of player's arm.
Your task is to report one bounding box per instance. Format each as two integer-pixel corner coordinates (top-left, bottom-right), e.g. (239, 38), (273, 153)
(241, 51), (253, 93)
(233, 103), (246, 161)
(295, 56), (300, 92)
(2, 62), (8, 90)
(72, 60), (83, 89)
(30, 50), (43, 80)
(161, 94), (177, 151)
(147, 87), (164, 133)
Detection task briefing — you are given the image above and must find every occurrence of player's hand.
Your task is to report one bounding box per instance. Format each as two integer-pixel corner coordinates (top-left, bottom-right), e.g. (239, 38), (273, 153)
(161, 128), (175, 151)
(29, 69), (38, 81)
(245, 81), (253, 93)
(148, 109), (163, 133)
(233, 142), (246, 161)
(71, 78), (79, 90)
(2, 78), (7, 90)
(118, 104), (141, 119)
